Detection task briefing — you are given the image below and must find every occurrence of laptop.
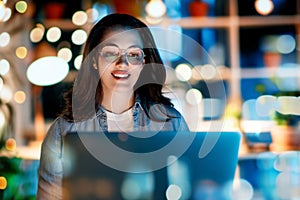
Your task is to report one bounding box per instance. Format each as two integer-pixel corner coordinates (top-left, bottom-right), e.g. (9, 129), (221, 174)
(62, 131), (241, 200)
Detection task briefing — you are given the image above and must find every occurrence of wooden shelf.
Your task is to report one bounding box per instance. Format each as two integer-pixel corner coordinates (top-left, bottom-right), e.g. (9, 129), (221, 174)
(153, 15), (300, 29)
(241, 67), (300, 79)
(158, 16), (231, 28)
(239, 15), (300, 27)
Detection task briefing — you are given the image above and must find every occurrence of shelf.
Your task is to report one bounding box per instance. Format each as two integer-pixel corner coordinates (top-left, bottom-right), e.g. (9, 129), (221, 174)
(155, 15), (300, 29)
(239, 15), (300, 27)
(159, 16), (231, 28)
(186, 67), (300, 81)
(240, 67), (300, 79)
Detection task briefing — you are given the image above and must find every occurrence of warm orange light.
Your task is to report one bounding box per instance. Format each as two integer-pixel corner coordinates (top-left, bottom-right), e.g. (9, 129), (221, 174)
(14, 90), (26, 104)
(16, 46), (27, 59)
(0, 176), (7, 190)
(5, 138), (16, 151)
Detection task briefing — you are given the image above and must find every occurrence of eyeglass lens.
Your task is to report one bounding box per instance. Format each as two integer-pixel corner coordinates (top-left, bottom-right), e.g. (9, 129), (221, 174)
(100, 46), (144, 65)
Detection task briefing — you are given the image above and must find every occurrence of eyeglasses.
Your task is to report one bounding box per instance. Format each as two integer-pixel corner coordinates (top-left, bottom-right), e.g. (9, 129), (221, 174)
(99, 45), (145, 65)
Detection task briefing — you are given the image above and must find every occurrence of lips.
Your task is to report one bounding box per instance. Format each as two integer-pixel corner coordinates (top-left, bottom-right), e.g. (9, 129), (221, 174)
(111, 70), (130, 79)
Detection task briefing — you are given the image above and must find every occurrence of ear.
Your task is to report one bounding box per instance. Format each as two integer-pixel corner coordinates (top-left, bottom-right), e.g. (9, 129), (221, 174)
(92, 57), (98, 70)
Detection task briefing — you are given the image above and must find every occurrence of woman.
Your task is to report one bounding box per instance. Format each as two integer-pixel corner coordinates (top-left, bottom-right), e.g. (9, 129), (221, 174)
(37, 13), (189, 199)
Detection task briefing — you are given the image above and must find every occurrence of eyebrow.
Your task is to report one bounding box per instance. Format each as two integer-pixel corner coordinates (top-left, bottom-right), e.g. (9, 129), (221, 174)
(102, 43), (143, 49)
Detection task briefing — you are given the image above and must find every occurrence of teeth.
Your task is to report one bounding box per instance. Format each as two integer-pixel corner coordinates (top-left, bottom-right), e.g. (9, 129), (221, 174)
(112, 73), (129, 78)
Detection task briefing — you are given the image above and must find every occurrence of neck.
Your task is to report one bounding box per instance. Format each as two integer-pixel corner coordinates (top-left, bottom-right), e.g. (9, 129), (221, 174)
(101, 91), (135, 114)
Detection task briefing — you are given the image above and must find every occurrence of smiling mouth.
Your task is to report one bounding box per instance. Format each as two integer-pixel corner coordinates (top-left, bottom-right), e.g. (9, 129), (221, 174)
(111, 72), (130, 79)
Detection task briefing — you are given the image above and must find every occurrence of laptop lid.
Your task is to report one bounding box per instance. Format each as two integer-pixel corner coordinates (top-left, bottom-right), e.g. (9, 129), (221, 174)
(62, 131), (241, 200)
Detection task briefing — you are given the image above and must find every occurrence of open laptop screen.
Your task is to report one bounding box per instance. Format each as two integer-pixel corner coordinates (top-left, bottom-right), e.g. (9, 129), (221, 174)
(62, 131), (241, 200)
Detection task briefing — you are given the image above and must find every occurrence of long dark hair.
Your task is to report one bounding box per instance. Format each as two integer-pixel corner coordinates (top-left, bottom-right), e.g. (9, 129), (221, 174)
(61, 13), (173, 121)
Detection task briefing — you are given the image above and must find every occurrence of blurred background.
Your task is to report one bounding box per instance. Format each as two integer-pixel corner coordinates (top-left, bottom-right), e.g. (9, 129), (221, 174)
(0, 0), (300, 199)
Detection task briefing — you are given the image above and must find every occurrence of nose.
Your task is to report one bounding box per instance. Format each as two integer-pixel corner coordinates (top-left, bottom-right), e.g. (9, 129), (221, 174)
(115, 53), (128, 66)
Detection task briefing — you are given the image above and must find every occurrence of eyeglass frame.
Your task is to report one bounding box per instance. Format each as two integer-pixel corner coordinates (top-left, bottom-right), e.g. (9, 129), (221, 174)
(98, 45), (146, 65)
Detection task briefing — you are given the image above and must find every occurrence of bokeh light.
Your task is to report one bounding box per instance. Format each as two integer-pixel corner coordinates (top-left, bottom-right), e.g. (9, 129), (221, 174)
(46, 27), (62, 43)
(71, 29), (87, 45)
(0, 3), (6, 20)
(185, 88), (202, 105)
(14, 90), (26, 104)
(166, 184), (182, 200)
(5, 138), (16, 151)
(57, 47), (72, 62)
(72, 10), (88, 26)
(0, 85), (13, 103)
(145, 0), (167, 18)
(15, 1), (27, 14)
(277, 35), (296, 54)
(0, 7), (11, 22)
(255, 0), (274, 16)
(175, 63), (192, 81)
(74, 54), (83, 70)
(0, 32), (10, 47)
(27, 56), (69, 86)
(16, 46), (27, 59)
(30, 26), (45, 43)
(0, 59), (10, 75)
(0, 176), (7, 190)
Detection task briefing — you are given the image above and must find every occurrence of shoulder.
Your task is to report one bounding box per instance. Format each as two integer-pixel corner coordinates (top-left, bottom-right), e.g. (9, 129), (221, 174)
(44, 117), (74, 141)
(151, 103), (183, 117)
(146, 102), (184, 121)
(51, 117), (74, 132)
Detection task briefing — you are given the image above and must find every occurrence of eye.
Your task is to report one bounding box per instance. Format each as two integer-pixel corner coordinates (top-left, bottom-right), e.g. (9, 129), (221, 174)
(100, 46), (119, 61)
(127, 48), (144, 60)
(102, 51), (118, 57)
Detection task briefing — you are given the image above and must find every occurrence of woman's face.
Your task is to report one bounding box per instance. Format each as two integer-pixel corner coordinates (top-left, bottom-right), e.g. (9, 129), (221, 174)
(95, 28), (144, 95)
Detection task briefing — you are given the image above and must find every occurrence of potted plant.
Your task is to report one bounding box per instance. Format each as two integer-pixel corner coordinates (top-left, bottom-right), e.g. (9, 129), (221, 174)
(270, 91), (300, 152)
